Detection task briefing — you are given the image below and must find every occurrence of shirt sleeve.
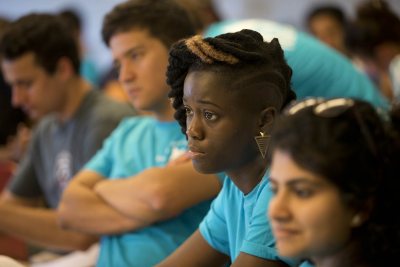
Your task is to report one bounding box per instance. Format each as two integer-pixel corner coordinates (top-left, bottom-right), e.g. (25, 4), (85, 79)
(7, 131), (42, 198)
(83, 122), (122, 177)
(199, 178), (230, 256)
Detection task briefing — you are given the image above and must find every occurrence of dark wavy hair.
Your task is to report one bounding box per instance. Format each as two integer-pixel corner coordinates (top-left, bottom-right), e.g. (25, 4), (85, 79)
(306, 5), (347, 28)
(345, 0), (400, 59)
(102, 0), (196, 48)
(167, 29), (296, 134)
(0, 13), (80, 74)
(270, 98), (400, 266)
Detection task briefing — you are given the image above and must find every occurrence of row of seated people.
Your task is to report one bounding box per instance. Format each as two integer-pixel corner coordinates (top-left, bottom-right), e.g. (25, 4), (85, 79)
(0, 0), (398, 266)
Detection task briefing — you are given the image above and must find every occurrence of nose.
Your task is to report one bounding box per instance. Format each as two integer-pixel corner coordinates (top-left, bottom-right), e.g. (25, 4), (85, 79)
(118, 60), (136, 84)
(186, 114), (204, 140)
(268, 189), (291, 222)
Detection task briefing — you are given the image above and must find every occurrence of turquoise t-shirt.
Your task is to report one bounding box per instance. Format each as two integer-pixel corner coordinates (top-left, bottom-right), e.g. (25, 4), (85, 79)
(205, 19), (389, 110)
(85, 117), (213, 267)
(199, 173), (295, 266)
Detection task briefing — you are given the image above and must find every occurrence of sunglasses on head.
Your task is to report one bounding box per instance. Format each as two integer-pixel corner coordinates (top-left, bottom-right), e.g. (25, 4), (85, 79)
(284, 97), (378, 158)
(285, 97), (355, 116)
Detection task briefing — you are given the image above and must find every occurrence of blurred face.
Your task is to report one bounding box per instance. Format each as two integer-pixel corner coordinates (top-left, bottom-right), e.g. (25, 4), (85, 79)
(309, 15), (346, 54)
(110, 29), (171, 115)
(2, 53), (65, 119)
(268, 149), (355, 261)
(183, 70), (260, 174)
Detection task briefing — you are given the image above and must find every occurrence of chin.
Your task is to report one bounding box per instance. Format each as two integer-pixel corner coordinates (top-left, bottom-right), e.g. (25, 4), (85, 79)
(276, 243), (306, 260)
(193, 160), (221, 174)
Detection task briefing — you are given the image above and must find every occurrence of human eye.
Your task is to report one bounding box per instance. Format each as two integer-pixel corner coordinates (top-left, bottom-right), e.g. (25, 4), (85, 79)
(203, 110), (218, 121)
(113, 61), (121, 74)
(130, 50), (142, 61)
(16, 80), (33, 90)
(183, 105), (193, 116)
(292, 186), (314, 198)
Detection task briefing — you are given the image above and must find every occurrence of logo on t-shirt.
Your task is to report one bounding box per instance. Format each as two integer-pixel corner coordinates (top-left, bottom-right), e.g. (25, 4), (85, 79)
(55, 150), (72, 190)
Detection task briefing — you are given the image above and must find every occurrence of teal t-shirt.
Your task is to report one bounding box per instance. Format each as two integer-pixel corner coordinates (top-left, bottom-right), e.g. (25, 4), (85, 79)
(205, 19), (389, 110)
(199, 173), (295, 266)
(85, 117), (212, 267)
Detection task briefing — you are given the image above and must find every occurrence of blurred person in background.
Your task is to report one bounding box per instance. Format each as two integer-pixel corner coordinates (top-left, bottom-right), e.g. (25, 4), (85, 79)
(0, 13), (134, 264)
(305, 4), (350, 57)
(346, 0), (400, 102)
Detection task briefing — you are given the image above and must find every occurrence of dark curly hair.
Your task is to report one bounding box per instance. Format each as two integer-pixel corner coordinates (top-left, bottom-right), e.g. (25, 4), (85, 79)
(270, 98), (400, 266)
(102, 0), (196, 48)
(306, 5), (347, 29)
(345, 0), (400, 59)
(167, 29), (296, 134)
(0, 13), (80, 74)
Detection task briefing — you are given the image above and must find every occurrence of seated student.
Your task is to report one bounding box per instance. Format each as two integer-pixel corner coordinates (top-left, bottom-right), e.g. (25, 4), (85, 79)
(58, 1), (222, 266)
(0, 13), (134, 257)
(304, 4), (350, 57)
(268, 98), (400, 267)
(158, 29), (296, 266)
(204, 18), (389, 109)
(345, 0), (400, 102)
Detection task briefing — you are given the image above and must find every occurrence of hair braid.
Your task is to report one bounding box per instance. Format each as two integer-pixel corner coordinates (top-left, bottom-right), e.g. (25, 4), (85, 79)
(167, 29), (295, 134)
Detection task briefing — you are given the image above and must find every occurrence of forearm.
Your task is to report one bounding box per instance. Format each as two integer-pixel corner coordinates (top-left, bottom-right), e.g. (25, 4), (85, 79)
(0, 202), (96, 251)
(59, 176), (149, 235)
(156, 230), (229, 267)
(94, 176), (166, 222)
(95, 164), (221, 223)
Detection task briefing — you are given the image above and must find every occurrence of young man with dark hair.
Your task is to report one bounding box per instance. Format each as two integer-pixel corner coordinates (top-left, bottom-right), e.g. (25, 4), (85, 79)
(0, 13), (134, 253)
(58, 1), (222, 266)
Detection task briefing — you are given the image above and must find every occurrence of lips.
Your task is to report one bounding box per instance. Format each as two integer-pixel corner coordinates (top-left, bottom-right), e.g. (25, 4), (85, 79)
(188, 144), (205, 159)
(272, 225), (300, 239)
(126, 87), (140, 98)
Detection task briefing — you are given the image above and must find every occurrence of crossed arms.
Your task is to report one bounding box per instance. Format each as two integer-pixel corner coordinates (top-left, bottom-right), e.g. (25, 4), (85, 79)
(58, 160), (222, 235)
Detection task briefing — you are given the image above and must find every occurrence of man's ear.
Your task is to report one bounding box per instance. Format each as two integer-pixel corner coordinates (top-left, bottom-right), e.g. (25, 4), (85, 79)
(56, 57), (75, 80)
(258, 107), (277, 133)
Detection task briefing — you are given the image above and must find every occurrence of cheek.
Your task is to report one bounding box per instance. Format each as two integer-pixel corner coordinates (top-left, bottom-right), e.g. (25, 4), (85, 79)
(213, 131), (257, 167)
(301, 199), (353, 254)
(143, 62), (169, 94)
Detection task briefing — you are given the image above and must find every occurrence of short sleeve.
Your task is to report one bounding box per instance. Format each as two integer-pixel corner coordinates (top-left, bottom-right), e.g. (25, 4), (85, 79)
(84, 123), (121, 177)
(199, 180), (230, 256)
(7, 133), (42, 198)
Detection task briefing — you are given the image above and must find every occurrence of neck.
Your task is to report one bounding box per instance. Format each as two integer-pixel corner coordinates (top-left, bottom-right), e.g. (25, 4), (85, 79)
(153, 99), (175, 122)
(226, 155), (268, 195)
(312, 239), (371, 267)
(58, 77), (91, 122)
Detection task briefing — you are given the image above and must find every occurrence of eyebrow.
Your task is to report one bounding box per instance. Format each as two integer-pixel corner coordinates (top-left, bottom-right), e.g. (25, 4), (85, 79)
(112, 45), (144, 66)
(270, 176), (322, 187)
(183, 97), (223, 109)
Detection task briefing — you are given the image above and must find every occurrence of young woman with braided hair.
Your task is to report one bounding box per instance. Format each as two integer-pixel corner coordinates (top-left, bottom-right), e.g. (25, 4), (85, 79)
(157, 29), (296, 267)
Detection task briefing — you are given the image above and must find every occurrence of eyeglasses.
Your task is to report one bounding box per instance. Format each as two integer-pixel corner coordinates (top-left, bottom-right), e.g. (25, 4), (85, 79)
(284, 97), (378, 158)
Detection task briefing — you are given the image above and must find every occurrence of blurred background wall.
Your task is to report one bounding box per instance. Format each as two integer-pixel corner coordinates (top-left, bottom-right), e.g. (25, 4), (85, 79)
(0, 0), (399, 78)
